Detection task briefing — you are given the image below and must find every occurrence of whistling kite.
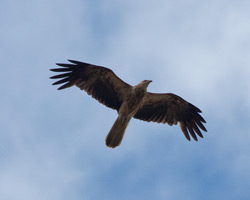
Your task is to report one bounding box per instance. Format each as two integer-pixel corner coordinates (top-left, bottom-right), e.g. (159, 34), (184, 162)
(50, 60), (207, 148)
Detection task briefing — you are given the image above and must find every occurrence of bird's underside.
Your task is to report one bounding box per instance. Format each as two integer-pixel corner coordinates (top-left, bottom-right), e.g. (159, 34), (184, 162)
(50, 60), (207, 148)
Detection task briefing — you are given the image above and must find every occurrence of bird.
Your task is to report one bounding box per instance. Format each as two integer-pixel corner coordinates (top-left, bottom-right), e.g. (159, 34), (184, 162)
(50, 60), (207, 148)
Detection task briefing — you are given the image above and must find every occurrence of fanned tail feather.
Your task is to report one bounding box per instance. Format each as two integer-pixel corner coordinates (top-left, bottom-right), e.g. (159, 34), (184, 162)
(106, 116), (130, 148)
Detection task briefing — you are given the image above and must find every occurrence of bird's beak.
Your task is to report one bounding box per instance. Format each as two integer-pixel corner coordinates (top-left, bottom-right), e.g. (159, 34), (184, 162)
(148, 80), (152, 83)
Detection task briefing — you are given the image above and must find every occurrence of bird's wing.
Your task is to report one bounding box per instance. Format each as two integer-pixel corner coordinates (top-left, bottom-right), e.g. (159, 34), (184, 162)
(134, 92), (207, 141)
(50, 60), (132, 111)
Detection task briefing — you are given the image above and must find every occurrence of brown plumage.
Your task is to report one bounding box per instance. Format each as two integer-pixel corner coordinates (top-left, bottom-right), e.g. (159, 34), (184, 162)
(50, 60), (207, 148)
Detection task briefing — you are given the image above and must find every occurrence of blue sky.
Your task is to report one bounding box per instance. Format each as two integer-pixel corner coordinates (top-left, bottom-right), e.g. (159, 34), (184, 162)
(1, 0), (250, 199)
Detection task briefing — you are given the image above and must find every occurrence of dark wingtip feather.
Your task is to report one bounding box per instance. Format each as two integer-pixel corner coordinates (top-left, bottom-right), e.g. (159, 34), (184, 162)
(193, 123), (204, 138)
(198, 114), (206, 123)
(68, 59), (84, 65)
(52, 78), (70, 85)
(68, 59), (94, 67)
(179, 122), (191, 141)
(190, 103), (202, 113)
(50, 72), (71, 79)
(56, 82), (75, 90)
(68, 59), (79, 63)
(56, 63), (74, 67)
(197, 120), (207, 132)
(187, 123), (198, 141)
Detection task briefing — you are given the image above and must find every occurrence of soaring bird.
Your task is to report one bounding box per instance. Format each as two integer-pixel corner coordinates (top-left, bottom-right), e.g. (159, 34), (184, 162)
(50, 60), (207, 148)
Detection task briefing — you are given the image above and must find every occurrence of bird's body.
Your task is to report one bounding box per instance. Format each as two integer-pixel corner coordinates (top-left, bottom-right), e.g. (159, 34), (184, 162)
(50, 60), (207, 148)
(120, 81), (151, 117)
(106, 80), (151, 147)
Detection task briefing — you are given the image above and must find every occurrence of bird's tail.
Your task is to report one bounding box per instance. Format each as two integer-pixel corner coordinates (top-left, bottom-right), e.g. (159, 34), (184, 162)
(105, 115), (130, 148)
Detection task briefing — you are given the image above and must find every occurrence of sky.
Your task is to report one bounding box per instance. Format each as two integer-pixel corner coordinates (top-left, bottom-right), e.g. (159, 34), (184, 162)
(1, 0), (250, 199)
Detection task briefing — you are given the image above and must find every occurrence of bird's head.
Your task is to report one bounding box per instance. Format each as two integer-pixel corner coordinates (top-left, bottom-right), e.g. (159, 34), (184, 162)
(137, 80), (152, 89)
(142, 80), (152, 85)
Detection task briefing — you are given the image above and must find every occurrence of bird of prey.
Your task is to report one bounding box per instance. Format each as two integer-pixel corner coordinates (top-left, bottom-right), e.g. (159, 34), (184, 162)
(50, 60), (207, 148)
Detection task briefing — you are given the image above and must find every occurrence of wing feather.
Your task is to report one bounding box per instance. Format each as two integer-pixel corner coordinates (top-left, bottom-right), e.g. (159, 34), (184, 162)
(134, 93), (207, 141)
(50, 60), (131, 110)
(50, 72), (72, 79)
(179, 122), (190, 141)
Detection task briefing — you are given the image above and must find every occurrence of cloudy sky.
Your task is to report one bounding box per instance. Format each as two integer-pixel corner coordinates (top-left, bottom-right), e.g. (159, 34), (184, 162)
(1, 0), (250, 199)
